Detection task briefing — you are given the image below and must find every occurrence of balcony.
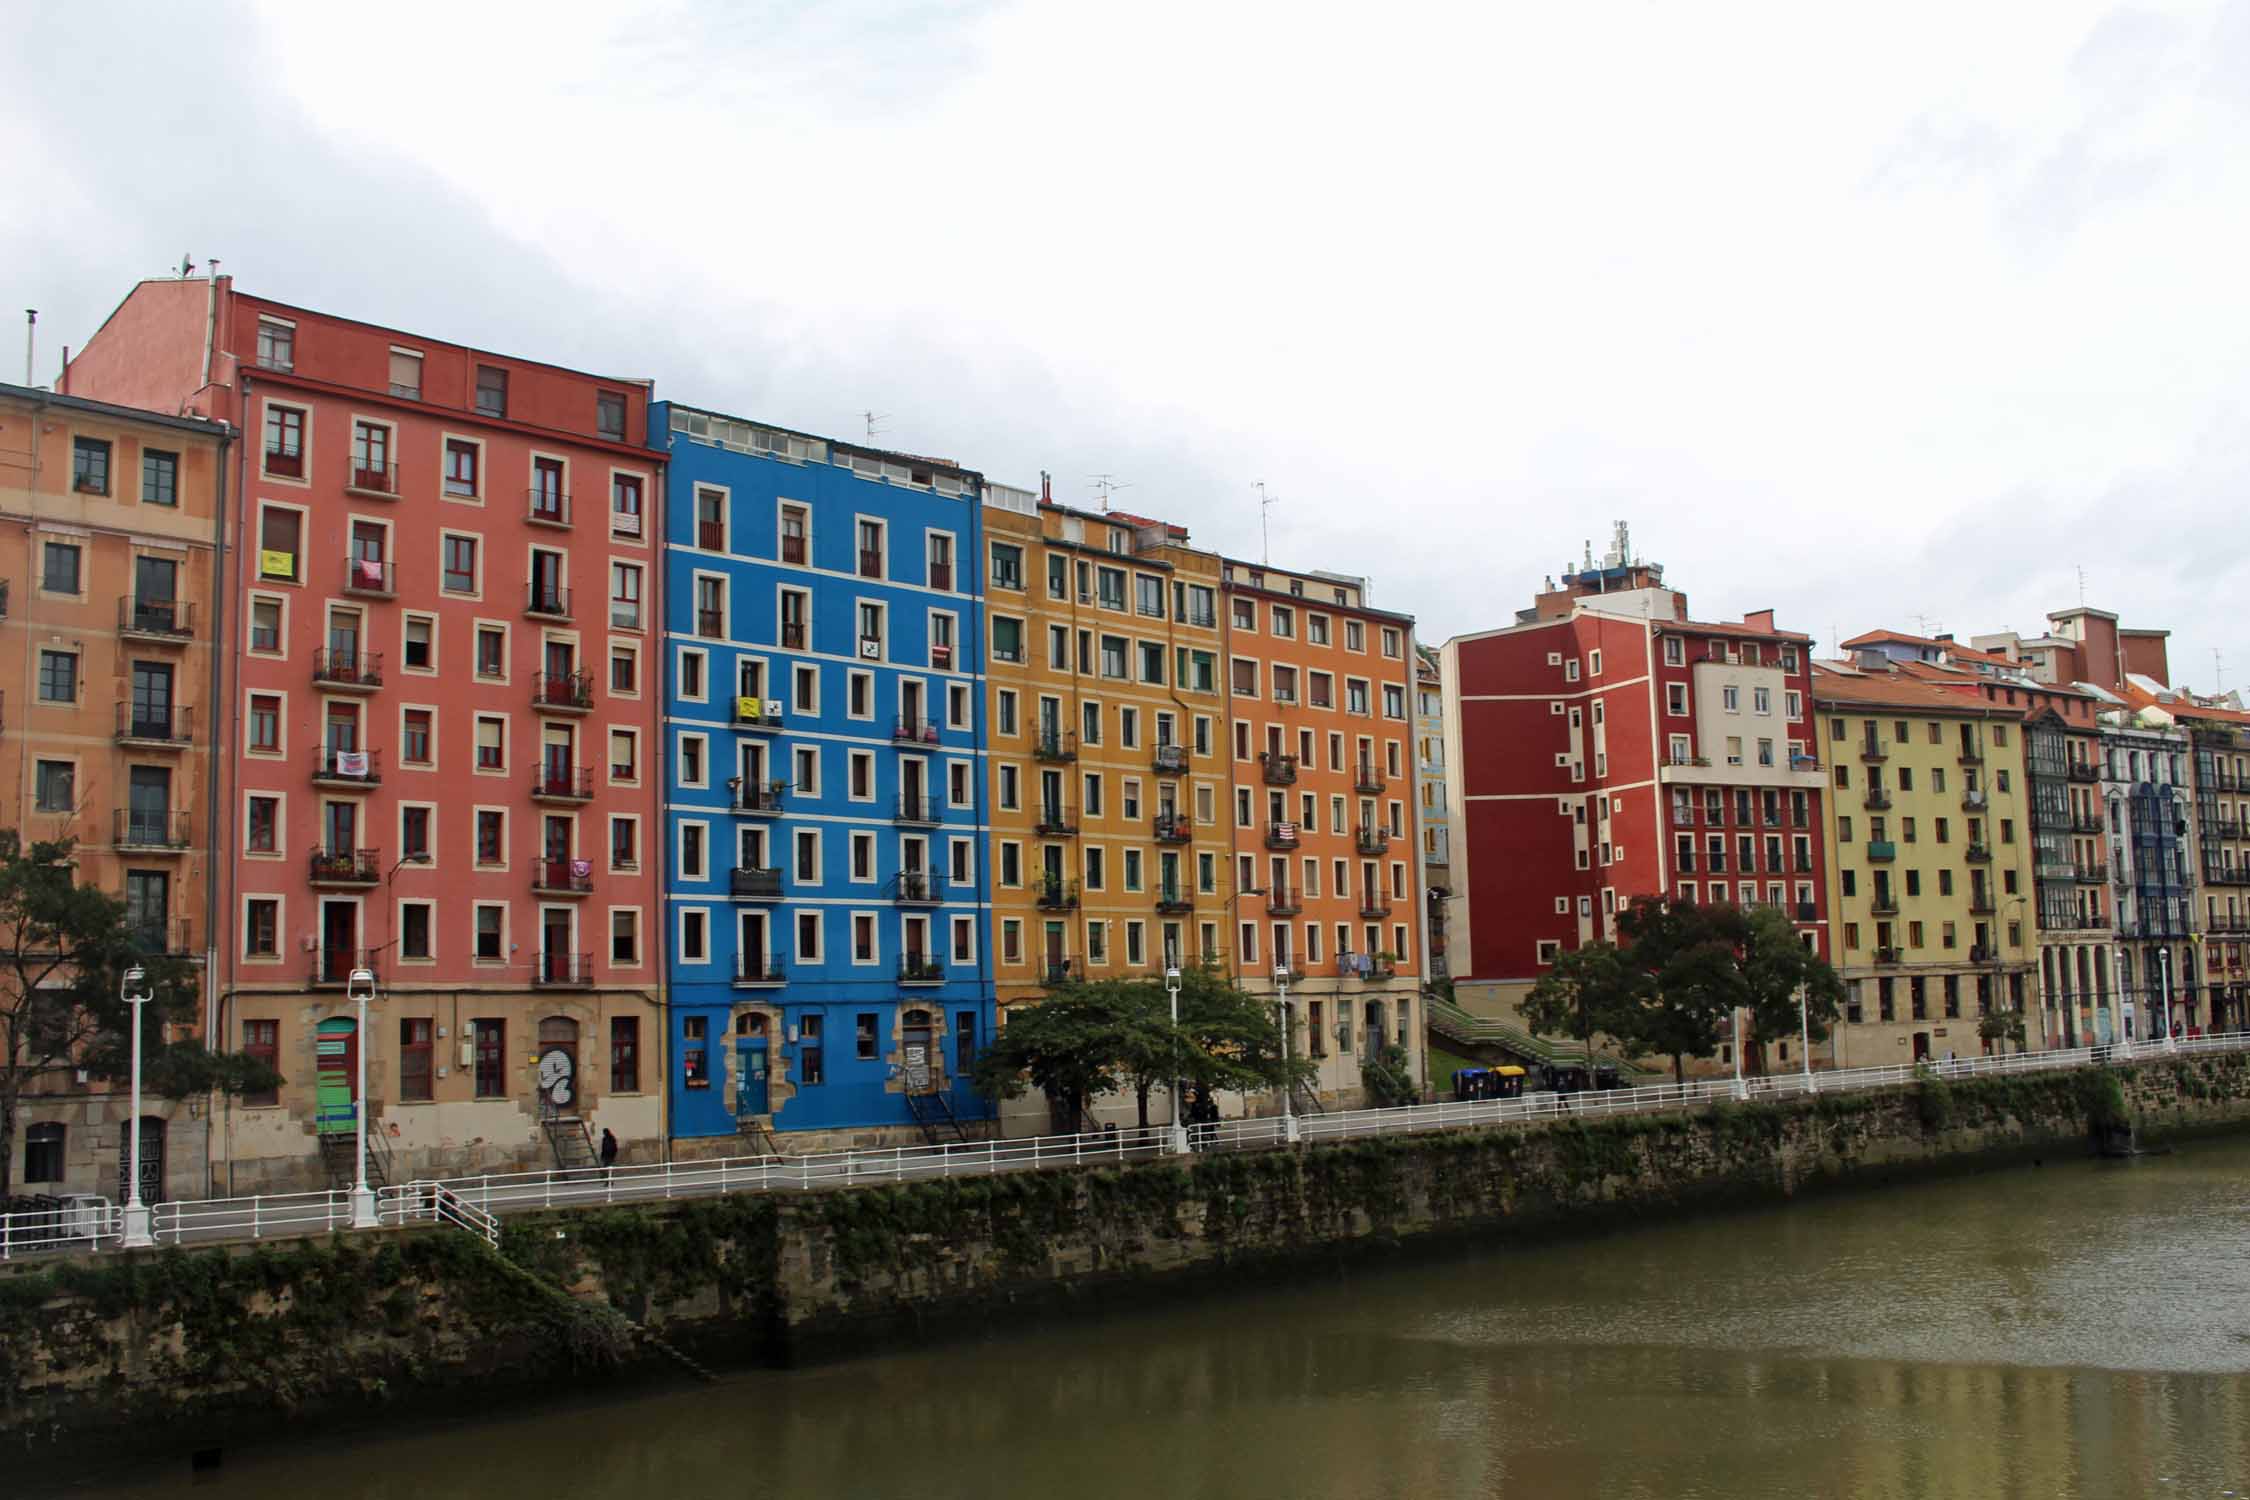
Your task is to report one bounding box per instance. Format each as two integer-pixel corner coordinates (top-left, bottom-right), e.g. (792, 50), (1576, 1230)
(533, 670), (594, 714)
(309, 947), (379, 989)
(1860, 740), (1888, 762)
(890, 872), (945, 906)
(533, 952), (593, 988)
(312, 746), (381, 788)
(533, 858), (594, 897)
(896, 790), (941, 826)
(1153, 745), (1190, 775)
(1667, 753), (1713, 769)
(1153, 812), (1194, 844)
(1035, 803), (1078, 837)
(114, 703), (192, 749)
(781, 535), (806, 566)
(1969, 943), (1997, 964)
(927, 562), (953, 593)
(1260, 752), (1298, 786)
(2075, 862), (2107, 884)
(2210, 816), (2244, 840)
(117, 596), (195, 642)
(1866, 840), (1897, 862)
(2068, 762), (2100, 783)
(1034, 877), (1080, 911)
(345, 461), (397, 500)
(128, 919), (195, 958)
(525, 583), (572, 621)
(1266, 884), (1303, 916)
(1265, 821), (1301, 851)
(858, 549), (883, 580)
(1356, 825), (1391, 856)
(530, 766), (594, 804)
(1870, 894), (1899, 915)
(733, 779), (786, 816)
(113, 809), (191, 852)
(1155, 885), (1195, 915)
(1961, 789), (1988, 812)
(312, 649), (383, 692)
(1969, 894), (1997, 915)
(778, 622), (807, 652)
(730, 866), (784, 900)
(1354, 760), (1386, 794)
(2070, 812), (2103, 834)
(339, 556), (396, 600)
(899, 956), (947, 985)
(733, 698), (784, 732)
(1338, 953), (1397, 982)
(1039, 958), (1079, 987)
(1874, 945), (1903, 964)
(734, 953), (786, 987)
(1358, 892), (1394, 920)
(1794, 901), (1818, 923)
(894, 715), (939, 745)
(1964, 842), (1992, 864)
(1863, 788), (1892, 811)
(308, 848), (380, 888)
(527, 488), (572, 529)
(1958, 745), (1985, 764)
(1034, 728), (1077, 763)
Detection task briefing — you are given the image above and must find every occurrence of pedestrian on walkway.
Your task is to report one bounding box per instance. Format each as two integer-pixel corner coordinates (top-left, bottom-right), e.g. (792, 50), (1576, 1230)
(600, 1127), (619, 1169)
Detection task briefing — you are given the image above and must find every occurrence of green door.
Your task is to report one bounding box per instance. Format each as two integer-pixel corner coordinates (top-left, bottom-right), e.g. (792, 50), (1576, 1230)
(315, 1018), (358, 1136)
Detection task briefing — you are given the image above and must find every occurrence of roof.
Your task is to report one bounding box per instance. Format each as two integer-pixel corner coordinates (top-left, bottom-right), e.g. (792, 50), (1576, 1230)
(1667, 616), (1813, 644)
(1840, 627), (2016, 668)
(0, 379), (231, 438)
(1811, 663), (2026, 717)
(2119, 678), (2250, 727)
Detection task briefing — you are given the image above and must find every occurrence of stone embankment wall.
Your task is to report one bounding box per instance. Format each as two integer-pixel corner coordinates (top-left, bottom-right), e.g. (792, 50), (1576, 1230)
(6, 1053), (2246, 1470)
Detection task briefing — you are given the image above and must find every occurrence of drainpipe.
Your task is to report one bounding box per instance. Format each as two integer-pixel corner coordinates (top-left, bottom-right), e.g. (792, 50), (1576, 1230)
(653, 417), (674, 1163)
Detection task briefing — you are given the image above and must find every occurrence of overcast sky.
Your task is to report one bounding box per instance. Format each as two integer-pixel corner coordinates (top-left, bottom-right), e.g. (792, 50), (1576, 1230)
(7, 1), (2249, 684)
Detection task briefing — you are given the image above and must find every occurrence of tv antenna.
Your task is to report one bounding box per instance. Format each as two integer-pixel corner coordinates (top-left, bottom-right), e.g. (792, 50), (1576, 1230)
(1089, 474), (1132, 512)
(861, 410), (891, 443)
(1255, 481), (1279, 565)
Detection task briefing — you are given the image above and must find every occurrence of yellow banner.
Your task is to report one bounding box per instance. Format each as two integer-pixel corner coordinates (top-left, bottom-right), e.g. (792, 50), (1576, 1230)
(259, 549), (295, 579)
(737, 696), (761, 721)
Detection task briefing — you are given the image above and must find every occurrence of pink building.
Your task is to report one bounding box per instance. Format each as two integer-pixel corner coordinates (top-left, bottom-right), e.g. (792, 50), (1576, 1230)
(66, 275), (665, 1191)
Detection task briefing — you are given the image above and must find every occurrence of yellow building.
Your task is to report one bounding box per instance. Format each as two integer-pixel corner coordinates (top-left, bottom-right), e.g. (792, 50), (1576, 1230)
(1815, 663), (2039, 1065)
(981, 483), (1232, 1133)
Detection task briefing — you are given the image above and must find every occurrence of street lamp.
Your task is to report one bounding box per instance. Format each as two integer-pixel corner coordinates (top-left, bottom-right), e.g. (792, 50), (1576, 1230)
(1796, 983), (1815, 1093)
(2158, 944), (2177, 1053)
(1273, 962), (1300, 1143)
(347, 966), (379, 1228)
(1164, 966), (1187, 1154)
(119, 965), (154, 1248)
(1729, 1004), (1747, 1101)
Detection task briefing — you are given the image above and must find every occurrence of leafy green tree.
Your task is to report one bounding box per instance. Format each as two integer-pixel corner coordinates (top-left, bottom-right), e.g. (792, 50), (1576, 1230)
(0, 833), (278, 1198)
(1520, 941), (1645, 1073)
(1978, 1006), (2027, 1054)
(1616, 895), (1743, 1085)
(1360, 1043), (1418, 1108)
(1737, 902), (1845, 1074)
(971, 987), (1136, 1132)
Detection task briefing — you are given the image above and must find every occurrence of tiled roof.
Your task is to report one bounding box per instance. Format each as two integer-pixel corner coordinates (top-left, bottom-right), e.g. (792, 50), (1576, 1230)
(1811, 663), (2026, 716)
(1840, 627), (2015, 668)
(1667, 617), (1813, 644)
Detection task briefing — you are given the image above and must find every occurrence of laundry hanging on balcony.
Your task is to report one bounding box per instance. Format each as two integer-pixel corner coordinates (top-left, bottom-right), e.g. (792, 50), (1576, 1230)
(353, 557), (385, 588)
(334, 749), (369, 778)
(569, 858), (592, 880)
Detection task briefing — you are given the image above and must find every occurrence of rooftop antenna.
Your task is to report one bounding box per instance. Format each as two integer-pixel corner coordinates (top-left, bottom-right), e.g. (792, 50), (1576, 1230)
(2215, 647), (2225, 698)
(2076, 565), (2088, 606)
(861, 410), (890, 444)
(177, 253), (196, 279)
(1089, 474), (1132, 513)
(1255, 481), (1279, 565)
(1911, 612), (1942, 638)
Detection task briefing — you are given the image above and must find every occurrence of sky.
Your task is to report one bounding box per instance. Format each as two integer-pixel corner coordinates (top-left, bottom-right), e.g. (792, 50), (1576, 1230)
(6, 0), (2250, 685)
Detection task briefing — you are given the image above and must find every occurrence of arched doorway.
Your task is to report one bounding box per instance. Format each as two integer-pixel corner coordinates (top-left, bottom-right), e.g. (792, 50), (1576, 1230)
(116, 1116), (166, 1205)
(536, 1016), (580, 1118)
(735, 1012), (769, 1119)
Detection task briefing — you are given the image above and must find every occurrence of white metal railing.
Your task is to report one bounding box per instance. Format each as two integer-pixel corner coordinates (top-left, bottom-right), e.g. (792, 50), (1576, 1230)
(12, 1031), (2248, 1258)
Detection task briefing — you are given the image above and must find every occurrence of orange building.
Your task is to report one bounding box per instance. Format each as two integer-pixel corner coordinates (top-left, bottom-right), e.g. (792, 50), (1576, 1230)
(1219, 557), (1426, 1106)
(0, 382), (231, 1201)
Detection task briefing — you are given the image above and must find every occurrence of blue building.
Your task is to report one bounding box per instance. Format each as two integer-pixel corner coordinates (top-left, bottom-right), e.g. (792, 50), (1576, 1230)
(653, 402), (992, 1148)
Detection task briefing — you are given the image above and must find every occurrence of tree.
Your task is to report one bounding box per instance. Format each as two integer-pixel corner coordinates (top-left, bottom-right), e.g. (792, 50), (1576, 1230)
(1521, 941), (1645, 1074)
(0, 833), (279, 1199)
(970, 987), (1136, 1132)
(1616, 895), (1743, 1085)
(1978, 1006), (2027, 1055)
(1737, 903), (1845, 1074)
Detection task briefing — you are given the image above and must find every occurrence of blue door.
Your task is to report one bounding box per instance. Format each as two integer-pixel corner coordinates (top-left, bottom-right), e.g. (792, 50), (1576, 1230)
(735, 1039), (769, 1119)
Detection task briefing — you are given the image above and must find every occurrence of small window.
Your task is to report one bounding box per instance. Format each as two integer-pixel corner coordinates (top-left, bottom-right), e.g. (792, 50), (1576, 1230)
(34, 759), (74, 812)
(444, 439), (480, 499)
(388, 348), (423, 400)
(256, 319), (293, 371)
(23, 1122), (65, 1183)
(41, 541), (81, 594)
(243, 1023), (280, 1107)
(596, 390), (627, 441)
(245, 898), (280, 957)
(475, 365), (508, 417)
(71, 436), (111, 494)
(141, 449), (179, 506)
(37, 649), (77, 704)
(442, 535), (478, 594)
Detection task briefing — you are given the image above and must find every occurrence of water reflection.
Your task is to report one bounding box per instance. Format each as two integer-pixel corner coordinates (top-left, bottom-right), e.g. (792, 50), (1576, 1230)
(66, 1141), (2250, 1500)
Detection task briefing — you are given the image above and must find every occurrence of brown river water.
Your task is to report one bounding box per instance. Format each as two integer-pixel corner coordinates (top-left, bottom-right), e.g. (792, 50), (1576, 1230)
(56, 1136), (2250, 1500)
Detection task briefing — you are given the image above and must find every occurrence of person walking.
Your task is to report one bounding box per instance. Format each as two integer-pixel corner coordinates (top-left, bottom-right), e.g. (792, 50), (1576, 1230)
(600, 1127), (619, 1170)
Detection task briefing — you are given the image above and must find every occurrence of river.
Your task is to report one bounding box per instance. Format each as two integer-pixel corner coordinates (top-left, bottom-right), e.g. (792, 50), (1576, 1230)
(62, 1138), (2250, 1500)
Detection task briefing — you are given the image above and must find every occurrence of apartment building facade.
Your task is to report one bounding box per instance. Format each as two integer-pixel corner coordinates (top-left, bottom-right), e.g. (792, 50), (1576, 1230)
(0, 384), (229, 1202)
(1414, 645), (1451, 974)
(65, 277), (666, 1189)
(1814, 666), (2037, 1065)
(654, 403), (992, 1151)
(980, 485), (1232, 1132)
(1220, 558), (1425, 1103)
(1442, 541), (1828, 1073)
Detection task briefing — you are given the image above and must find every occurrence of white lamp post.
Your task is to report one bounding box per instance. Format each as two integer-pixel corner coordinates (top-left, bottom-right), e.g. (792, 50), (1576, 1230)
(1164, 966), (1188, 1154)
(347, 966), (379, 1228)
(2114, 944), (2132, 1060)
(1273, 962), (1300, 1143)
(119, 965), (154, 1248)
(1729, 1005), (1747, 1100)
(2158, 945), (2177, 1053)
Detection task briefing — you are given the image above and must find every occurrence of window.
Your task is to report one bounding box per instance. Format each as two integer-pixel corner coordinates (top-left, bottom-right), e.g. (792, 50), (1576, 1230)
(388, 348), (422, 400)
(71, 436), (111, 494)
(400, 903), (433, 961)
(473, 1019), (506, 1096)
(596, 390), (626, 441)
(612, 474), (644, 537)
(247, 692), (280, 751)
(245, 898), (279, 957)
(991, 543), (1024, 590)
(445, 439), (480, 499)
(799, 1015), (825, 1085)
(610, 816), (638, 871)
(442, 535), (477, 594)
(611, 909), (640, 965)
(37, 649), (77, 704)
(610, 645), (638, 695)
(139, 448), (179, 506)
(398, 615), (435, 672)
(610, 728), (638, 782)
(263, 405), (304, 478)
(682, 1016), (709, 1088)
(22, 1122), (65, 1183)
(256, 318), (293, 371)
(476, 810), (504, 865)
(246, 598), (283, 653)
(243, 1021), (280, 1107)
(611, 563), (642, 630)
(476, 365), (508, 417)
(398, 1018), (433, 1101)
(41, 540), (81, 594)
(401, 805), (431, 860)
(611, 1016), (640, 1091)
(475, 625), (505, 678)
(402, 709), (433, 766)
(34, 759), (73, 813)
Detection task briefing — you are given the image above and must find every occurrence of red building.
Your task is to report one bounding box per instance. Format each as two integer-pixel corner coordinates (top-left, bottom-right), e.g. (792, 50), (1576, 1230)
(64, 274), (665, 1191)
(1439, 528), (1827, 1066)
